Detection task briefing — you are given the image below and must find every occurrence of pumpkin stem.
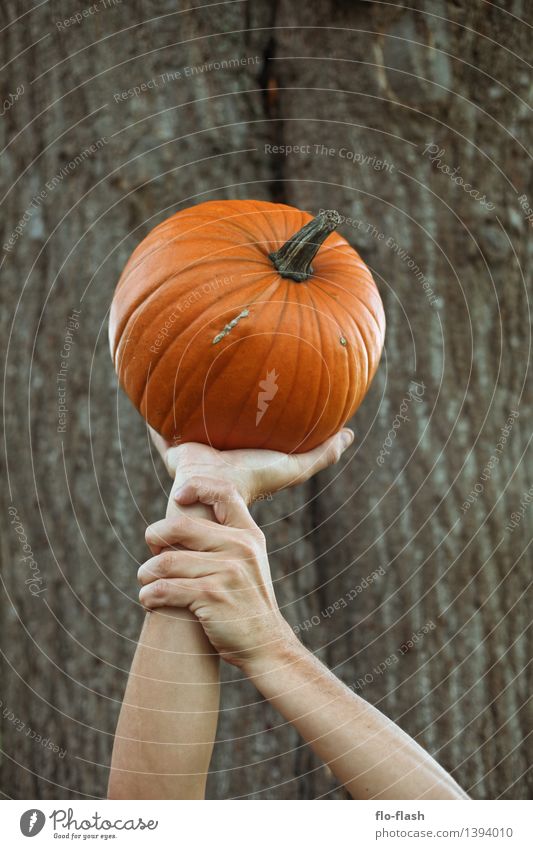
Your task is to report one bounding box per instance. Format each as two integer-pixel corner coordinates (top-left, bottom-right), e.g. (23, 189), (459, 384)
(269, 209), (341, 282)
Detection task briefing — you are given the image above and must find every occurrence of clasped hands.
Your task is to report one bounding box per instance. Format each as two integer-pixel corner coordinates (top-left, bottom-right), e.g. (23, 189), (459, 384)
(139, 427), (355, 674)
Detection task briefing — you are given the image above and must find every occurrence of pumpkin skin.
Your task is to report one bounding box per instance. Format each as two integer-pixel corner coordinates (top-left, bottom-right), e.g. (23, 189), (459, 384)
(109, 199), (385, 453)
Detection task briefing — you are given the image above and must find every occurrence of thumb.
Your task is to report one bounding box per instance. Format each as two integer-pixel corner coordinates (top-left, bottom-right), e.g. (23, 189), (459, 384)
(173, 477), (258, 531)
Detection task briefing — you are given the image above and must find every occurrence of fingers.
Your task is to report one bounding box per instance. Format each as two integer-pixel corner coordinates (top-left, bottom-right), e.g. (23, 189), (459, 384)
(172, 476), (259, 531)
(252, 429), (354, 496)
(139, 576), (202, 610)
(137, 549), (215, 587)
(290, 428), (354, 483)
(145, 512), (231, 553)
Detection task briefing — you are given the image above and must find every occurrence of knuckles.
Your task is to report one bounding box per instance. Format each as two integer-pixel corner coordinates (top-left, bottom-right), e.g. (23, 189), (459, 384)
(144, 524), (157, 545)
(198, 579), (220, 600)
(234, 529), (265, 558)
(151, 579), (168, 599)
(145, 515), (184, 546)
(138, 551), (181, 585)
(234, 539), (257, 561)
(222, 561), (244, 585)
(140, 578), (168, 604)
(153, 551), (175, 577)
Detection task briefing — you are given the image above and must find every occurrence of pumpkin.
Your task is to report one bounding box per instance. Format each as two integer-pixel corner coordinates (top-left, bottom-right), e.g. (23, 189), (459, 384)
(109, 199), (385, 453)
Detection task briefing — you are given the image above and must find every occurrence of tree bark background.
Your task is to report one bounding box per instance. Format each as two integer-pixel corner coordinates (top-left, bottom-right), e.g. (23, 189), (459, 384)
(0, 0), (531, 799)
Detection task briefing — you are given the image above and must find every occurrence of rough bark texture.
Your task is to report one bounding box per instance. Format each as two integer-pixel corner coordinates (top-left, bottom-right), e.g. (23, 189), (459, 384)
(0, 0), (531, 799)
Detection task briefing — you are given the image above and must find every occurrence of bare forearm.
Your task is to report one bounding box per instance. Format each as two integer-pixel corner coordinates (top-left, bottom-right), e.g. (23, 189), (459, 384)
(108, 496), (220, 799)
(247, 641), (468, 800)
(108, 607), (218, 799)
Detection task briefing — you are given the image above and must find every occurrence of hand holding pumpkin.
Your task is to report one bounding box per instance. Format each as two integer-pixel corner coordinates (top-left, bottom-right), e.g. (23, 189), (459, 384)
(149, 425), (355, 506)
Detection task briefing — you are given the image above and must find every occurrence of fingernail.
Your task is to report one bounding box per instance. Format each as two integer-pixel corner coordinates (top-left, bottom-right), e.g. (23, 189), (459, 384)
(340, 429), (354, 450)
(173, 485), (185, 501)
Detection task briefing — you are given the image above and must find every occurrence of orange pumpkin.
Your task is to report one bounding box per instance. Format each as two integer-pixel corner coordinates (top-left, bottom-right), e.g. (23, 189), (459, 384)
(109, 199), (385, 453)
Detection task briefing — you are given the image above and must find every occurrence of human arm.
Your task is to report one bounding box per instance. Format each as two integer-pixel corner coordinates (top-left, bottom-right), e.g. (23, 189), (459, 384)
(107, 428), (354, 799)
(138, 483), (469, 800)
(107, 481), (218, 799)
(245, 642), (469, 800)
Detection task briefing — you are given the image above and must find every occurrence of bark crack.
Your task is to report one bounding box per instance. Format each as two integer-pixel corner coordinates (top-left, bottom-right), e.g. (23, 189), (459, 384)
(257, 4), (289, 205)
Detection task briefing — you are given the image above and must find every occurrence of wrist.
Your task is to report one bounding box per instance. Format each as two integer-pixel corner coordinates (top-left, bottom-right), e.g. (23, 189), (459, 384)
(242, 625), (307, 683)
